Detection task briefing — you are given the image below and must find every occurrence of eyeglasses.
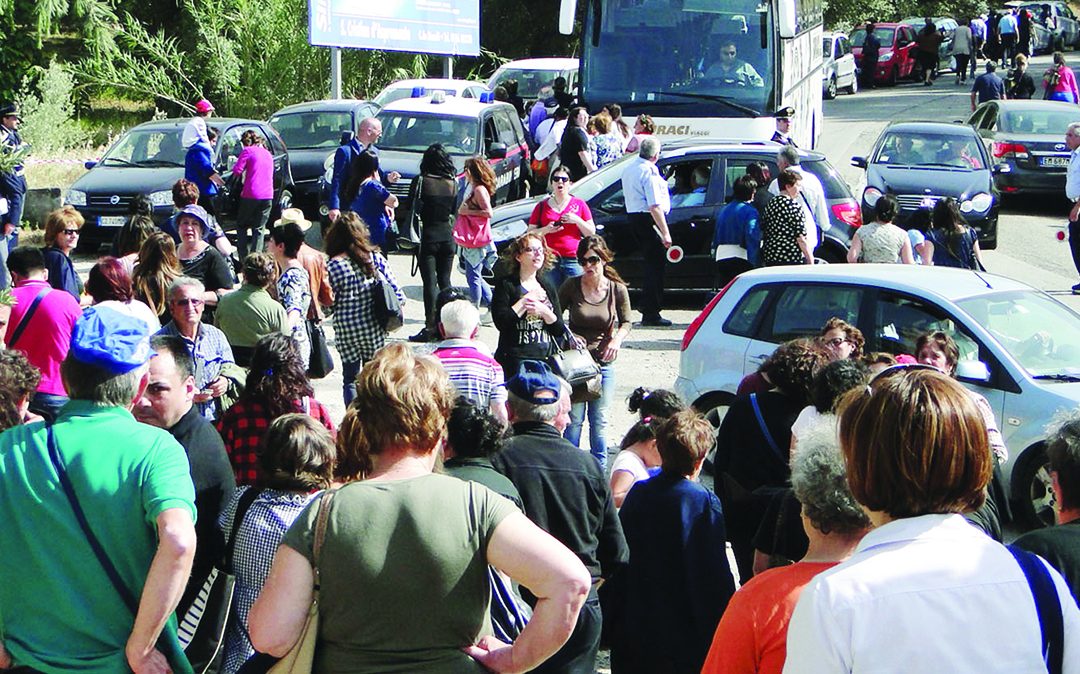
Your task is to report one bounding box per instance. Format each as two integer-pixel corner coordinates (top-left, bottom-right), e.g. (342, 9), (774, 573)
(523, 246), (545, 255)
(171, 298), (204, 307)
(824, 337), (849, 348)
(63, 229), (80, 236)
(581, 255), (602, 266)
(551, 176), (570, 183)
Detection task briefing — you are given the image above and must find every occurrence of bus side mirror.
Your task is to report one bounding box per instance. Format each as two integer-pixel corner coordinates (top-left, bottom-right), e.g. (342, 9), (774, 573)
(559, 0), (577, 35)
(777, 0), (797, 39)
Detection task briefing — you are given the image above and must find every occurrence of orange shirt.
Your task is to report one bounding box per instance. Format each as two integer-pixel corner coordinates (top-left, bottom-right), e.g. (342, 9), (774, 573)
(298, 243), (333, 320)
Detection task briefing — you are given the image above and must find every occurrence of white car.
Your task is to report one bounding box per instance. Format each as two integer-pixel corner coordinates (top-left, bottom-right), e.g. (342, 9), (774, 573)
(372, 78), (489, 108)
(675, 265), (1080, 531)
(487, 57), (579, 102)
(823, 32), (858, 99)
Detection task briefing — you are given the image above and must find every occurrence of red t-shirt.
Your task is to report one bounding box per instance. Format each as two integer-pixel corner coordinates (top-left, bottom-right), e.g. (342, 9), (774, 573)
(528, 197), (593, 258)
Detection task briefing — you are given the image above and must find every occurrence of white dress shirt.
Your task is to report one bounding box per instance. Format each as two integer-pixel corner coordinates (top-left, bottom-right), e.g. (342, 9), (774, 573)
(622, 156), (670, 215)
(535, 119), (567, 161)
(1066, 147), (1080, 202)
(784, 513), (1080, 674)
(768, 165), (830, 251)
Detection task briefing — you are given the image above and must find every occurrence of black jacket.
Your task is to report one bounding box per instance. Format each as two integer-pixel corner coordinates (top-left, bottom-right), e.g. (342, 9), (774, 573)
(491, 273), (566, 368)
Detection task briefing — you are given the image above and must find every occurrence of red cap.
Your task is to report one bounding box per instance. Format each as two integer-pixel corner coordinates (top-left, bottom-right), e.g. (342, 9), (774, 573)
(195, 99), (215, 114)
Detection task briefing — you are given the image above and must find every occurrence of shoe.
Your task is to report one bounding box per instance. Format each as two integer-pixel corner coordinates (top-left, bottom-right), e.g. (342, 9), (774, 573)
(640, 315), (673, 327)
(1072, 283), (1080, 295)
(408, 328), (437, 343)
(480, 309), (494, 326)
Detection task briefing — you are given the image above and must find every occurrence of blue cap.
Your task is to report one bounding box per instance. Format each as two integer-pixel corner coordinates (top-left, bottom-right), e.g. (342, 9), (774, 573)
(505, 360), (561, 404)
(70, 306), (152, 374)
(177, 204), (210, 232)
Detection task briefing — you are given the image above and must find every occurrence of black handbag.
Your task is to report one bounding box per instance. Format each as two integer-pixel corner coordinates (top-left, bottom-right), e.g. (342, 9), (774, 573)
(371, 267), (404, 332)
(305, 318), (334, 379)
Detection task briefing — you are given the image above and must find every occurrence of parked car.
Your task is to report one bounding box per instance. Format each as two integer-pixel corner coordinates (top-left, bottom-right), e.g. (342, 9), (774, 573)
(967, 99), (1078, 196)
(372, 78), (489, 108)
(268, 99), (377, 218)
(901, 16), (958, 76)
(850, 23), (920, 85)
(487, 57), (579, 103)
(675, 264), (1080, 530)
(851, 121), (1001, 249)
(64, 118), (293, 251)
(1020, 1), (1080, 51)
(489, 139), (862, 291)
(823, 32), (859, 98)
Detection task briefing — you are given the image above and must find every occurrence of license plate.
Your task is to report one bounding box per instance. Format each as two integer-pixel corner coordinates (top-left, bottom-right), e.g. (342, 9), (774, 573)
(98, 216), (126, 227)
(1040, 156), (1069, 168)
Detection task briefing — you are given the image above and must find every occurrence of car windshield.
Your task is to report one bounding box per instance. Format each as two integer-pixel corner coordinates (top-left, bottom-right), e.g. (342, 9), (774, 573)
(850, 27), (897, 47)
(377, 113), (478, 155)
(1000, 109), (1077, 134)
(957, 290), (1080, 378)
(269, 111), (354, 150)
(100, 128), (185, 167)
(873, 131), (984, 169)
(489, 69), (564, 99)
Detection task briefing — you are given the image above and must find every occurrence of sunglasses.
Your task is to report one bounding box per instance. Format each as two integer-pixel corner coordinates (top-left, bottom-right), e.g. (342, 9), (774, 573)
(171, 298), (204, 307)
(581, 255), (602, 266)
(551, 176), (570, 183)
(63, 229), (80, 236)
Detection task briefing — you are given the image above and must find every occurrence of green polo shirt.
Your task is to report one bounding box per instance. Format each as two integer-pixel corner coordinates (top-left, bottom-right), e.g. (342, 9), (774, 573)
(0, 400), (196, 674)
(214, 284), (288, 349)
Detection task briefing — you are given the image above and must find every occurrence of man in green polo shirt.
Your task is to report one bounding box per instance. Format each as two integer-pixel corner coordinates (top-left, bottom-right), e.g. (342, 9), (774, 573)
(0, 306), (197, 674)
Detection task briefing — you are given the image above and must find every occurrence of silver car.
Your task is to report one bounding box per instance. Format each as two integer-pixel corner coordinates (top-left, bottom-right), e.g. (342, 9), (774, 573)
(823, 32), (858, 99)
(675, 265), (1080, 531)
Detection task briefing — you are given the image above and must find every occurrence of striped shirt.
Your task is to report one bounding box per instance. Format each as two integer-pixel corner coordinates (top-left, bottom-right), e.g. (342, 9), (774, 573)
(432, 339), (507, 408)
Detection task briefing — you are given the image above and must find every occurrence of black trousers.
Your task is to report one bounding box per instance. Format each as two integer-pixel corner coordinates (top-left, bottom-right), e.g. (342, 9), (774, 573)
(628, 212), (666, 319)
(419, 239), (456, 330)
(533, 595), (602, 674)
(1070, 219), (1080, 278)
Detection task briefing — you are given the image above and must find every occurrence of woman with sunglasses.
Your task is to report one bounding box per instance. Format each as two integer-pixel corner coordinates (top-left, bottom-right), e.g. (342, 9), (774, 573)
(41, 206), (84, 300)
(557, 235), (631, 470)
(784, 367), (1080, 673)
(491, 232), (565, 377)
(527, 165), (597, 289)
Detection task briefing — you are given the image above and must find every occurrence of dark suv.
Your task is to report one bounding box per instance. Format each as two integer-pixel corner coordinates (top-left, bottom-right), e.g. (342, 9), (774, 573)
(64, 118), (293, 250)
(489, 139), (861, 291)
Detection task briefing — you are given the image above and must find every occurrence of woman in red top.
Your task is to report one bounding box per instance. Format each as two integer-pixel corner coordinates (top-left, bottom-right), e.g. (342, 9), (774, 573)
(527, 165), (597, 289)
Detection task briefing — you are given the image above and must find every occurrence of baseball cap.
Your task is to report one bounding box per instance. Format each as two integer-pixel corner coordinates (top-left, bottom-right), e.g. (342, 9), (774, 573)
(70, 306), (152, 374)
(195, 99), (215, 114)
(505, 360), (561, 405)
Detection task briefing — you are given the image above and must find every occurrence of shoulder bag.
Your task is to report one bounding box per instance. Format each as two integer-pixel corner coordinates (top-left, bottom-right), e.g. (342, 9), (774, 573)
(46, 424), (195, 674)
(453, 191), (493, 249)
(370, 259), (404, 333)
(305, 318), (334, 379)
(592, 283), (621, 365)
(548, 324), (602, 403)
(1008, 545), (1064, 674)
(8, 286), (50, 348)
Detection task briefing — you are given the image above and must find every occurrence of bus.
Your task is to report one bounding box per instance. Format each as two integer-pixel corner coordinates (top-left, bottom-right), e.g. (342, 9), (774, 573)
(561, 0), (824, 148)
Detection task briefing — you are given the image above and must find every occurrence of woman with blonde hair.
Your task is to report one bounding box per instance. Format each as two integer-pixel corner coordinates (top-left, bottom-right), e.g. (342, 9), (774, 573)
(132, 230), (184, 318)
(41, 205), (84, 299)
(250, 344), (592, 673)
(455, 156), (497, 309)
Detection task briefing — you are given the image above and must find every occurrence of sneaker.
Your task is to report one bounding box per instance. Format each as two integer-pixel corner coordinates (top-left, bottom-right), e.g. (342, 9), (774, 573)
(1073, 283), (1080, 295)
(640, 315), (673, 327)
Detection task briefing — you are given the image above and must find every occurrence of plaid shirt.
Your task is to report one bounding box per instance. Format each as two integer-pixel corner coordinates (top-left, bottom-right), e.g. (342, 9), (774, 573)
(327, 252), (404, 363)
(215, 397), (335, 485)
(157, 321), (234, 421)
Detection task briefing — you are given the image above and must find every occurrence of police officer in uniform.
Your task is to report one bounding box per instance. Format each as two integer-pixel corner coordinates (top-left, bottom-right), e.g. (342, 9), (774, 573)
(0, 103), (28, 289)
(771, 106), (798, 146)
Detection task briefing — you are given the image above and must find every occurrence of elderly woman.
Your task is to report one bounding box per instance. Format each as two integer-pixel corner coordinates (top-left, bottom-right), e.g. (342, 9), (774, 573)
(784, 367), (1080, 672)
(213, 252), (287, 367)
(249, 344), (592, 673)
(41, 205), (84, 299)
(491, 232), (566, 377)
(216, 333), (334, 485)
(175, 204), (234, 322)
(702, 423), (871, 674)
(760, 170), (812, 267)
(217, 413), (336, 674)
(819, 316), (865, 362)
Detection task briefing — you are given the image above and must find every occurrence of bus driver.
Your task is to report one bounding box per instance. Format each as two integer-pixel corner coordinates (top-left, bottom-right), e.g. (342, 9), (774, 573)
(702, 41), (765, 87)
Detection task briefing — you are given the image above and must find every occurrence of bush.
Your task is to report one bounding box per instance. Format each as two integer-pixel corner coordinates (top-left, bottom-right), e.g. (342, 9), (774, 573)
(16, 61), (91, 154)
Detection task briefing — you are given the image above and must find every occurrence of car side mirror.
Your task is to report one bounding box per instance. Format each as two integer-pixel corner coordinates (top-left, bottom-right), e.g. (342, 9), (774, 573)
(992, 163), (1011, 175)
(84, 160), (98, 170)
(956, 360), (991, 382)
(851, 156), (868, 169)
(487, 142), (508, 159)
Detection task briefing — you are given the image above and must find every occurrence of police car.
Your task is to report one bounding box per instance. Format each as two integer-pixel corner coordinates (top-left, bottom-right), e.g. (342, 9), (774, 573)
(371, 91), (531, 241)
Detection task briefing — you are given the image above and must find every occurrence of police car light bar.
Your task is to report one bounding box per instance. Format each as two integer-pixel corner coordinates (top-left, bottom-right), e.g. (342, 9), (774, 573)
(411, 87), (427, 98)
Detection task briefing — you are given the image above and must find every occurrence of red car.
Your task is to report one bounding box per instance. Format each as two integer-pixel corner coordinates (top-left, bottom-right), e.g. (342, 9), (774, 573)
(850, 23), (919, 85)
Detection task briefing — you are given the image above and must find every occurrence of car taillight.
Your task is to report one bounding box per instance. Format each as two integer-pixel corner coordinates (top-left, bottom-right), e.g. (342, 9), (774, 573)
(992, 141), (1029, 159)
(831, 199), (863, 227)
(681, 279), (735, 351)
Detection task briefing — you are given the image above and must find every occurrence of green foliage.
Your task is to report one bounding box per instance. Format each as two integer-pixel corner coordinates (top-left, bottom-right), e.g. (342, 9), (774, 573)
(16, 61), (90, 152)
(825, 0), (988, 29)
(0, 144), (30, 175)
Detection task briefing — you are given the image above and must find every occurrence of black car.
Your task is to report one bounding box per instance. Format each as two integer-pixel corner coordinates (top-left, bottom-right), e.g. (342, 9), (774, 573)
(968, 99), (1077, 196)
(852, 121), (1002, 249)
(64, 118), (293, 250)
(268, 99), (378, 218)
(490, 139), (861, 291)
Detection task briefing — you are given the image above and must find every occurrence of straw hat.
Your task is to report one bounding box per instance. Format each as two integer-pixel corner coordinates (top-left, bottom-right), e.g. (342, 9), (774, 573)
(273, 208), (312, 231)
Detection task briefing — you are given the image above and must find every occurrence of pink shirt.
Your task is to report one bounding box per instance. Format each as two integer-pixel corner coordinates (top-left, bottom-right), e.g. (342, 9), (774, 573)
(6, 279), (82, 395)
(232, 145), (275, 200)
(1053, 65), (1080, 101)
(528, 196), (593, 258)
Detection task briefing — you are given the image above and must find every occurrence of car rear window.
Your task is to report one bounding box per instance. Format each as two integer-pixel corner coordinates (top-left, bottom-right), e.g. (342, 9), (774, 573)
(802, 159), (851, 199)
(1001, 109), (1077, 134)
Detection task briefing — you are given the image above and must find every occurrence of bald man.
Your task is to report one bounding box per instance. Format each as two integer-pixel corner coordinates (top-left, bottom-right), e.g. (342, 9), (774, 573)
(327, 117), (401, 222)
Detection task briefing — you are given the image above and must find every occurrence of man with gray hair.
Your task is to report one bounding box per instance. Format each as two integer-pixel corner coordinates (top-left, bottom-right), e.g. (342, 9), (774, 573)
(621, 135), (673, 326)
(433, 299), (509, 424)
(1065, 122), (1080, 294)
(1012, 411), (1080, 600)
(0, 306), (197, 673)
(157, 276), (235, 421)
(493, 360), (628, 673)
(769, 145), (830, 256)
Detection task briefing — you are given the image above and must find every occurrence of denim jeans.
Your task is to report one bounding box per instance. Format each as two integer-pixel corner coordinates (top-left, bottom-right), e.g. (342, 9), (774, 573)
(564, 363), (615, 470)
(342, 359), (363, 406)
(460, 245), (493, 307)
(545, 256), (584, 290)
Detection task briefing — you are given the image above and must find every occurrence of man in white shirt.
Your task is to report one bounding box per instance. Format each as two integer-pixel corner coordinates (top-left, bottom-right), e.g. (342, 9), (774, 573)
(768, 145), (830, 257)
(1064, 122), (1080, 294)
(535, 108), (568, 162)
(621, 136), (673, 326)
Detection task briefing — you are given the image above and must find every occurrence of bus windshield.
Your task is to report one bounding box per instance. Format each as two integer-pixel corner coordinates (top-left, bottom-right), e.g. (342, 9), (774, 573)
(581, 0), (775, 117)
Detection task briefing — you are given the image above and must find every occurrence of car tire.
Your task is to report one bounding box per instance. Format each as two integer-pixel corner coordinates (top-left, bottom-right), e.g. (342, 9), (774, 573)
(846, 74), (859, 95)
(696, 393), (734, 475)
(271, 188), (293, 224)
(825, 75), (838, 100)
(1012, 444), (1056, 531)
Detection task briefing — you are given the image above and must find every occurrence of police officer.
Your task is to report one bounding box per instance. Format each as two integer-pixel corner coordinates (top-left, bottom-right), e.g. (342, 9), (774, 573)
(771, 106), (798, 146)
(0, 103), (28, 289)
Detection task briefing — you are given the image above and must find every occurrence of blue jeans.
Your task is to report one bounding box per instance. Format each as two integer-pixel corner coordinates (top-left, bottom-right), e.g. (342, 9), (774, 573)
(545, 257), (583, 290)
(564, 363), (615, 470)
(460, 246), (493, 306)
(342, 359), (363, 406)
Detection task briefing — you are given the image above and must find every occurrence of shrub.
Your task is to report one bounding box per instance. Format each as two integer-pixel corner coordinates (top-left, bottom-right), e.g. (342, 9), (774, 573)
(16, 61), (91, 153)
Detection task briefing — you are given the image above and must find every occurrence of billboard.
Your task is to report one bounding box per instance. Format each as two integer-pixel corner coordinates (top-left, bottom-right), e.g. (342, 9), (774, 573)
(309, 0), (481, 56)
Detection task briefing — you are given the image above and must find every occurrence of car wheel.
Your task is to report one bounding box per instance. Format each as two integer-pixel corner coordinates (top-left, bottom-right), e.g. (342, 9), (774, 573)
(825, 75), (838, 100)
(272, 188), (293, 223)
(696, 393), (734, 475)
(846, 74), (859, 95)
(1012, 444), (1056, 531)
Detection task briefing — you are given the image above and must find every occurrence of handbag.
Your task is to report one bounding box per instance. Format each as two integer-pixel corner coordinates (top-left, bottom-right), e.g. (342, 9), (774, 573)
(549, 326), (602, 403)
(592, 283), (621, 365)
(305, 318), (334, 379)
(370, 264), (404, 333)
(453, 192), (493, 249)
